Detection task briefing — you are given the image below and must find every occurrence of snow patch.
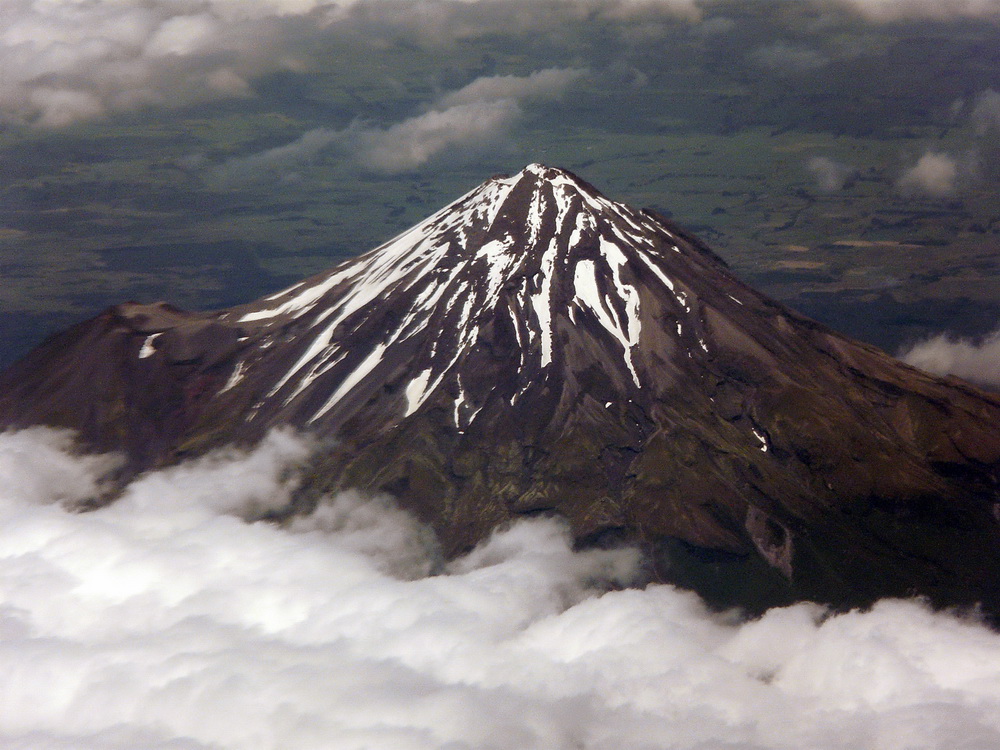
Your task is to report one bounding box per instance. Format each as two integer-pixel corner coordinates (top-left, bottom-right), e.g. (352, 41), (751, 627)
(138, 333), (161, 359)
(309, 342), (389, 423)
(219, 361), (245, 394)
(404, 368), (434, 417)
(752, 428), (769, 452)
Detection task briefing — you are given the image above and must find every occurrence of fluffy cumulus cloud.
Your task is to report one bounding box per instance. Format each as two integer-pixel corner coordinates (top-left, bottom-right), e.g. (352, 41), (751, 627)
(897, 151), (960, 197)
(0, 0), (297, 126)
(901, 328), (1000, 389)
(4, 426), (1000, 749)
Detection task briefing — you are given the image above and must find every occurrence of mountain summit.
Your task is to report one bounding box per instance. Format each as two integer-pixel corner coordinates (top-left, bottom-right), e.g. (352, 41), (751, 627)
(3, 164), (1000, 616)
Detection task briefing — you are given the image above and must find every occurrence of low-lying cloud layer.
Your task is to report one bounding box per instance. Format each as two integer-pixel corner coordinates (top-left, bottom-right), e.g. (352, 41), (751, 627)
(901, 327), (1000, 389)
(3, 427), (1000, 749)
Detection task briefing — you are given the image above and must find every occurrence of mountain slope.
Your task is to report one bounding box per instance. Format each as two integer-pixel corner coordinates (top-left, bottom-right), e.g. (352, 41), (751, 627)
(3, 164), (1000, 616)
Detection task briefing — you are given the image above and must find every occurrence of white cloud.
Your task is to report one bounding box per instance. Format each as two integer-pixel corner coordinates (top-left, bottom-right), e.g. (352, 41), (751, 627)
(351, 99), (523, 173)
(3, 426), (1000, 749)
(901, 328), (1000, 389)
(351, 67), (585, 172)
(0, 426), (120, 512)
(897, 151), (959, 197)
(807, 156), (856, 191)
(0, 1), (286, 126)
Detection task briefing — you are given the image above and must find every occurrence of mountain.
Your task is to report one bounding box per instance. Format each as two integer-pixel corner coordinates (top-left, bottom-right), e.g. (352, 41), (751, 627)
(3, 163), (1000, 616)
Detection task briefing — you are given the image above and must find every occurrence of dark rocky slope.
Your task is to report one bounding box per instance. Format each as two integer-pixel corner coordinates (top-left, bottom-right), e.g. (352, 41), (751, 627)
(3, 164), (1000, 616)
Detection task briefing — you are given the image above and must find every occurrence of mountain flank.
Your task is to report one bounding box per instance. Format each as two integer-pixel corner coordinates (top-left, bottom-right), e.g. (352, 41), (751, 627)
(3, 164), (1000, 616)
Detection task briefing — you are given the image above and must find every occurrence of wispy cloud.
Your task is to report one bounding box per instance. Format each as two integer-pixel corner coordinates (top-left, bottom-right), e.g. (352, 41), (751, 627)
(971, 89), (1000, 135)
(209, 128), (342, 186)
(349, 99), (524, 173)
(750, 42), (830, 73)
(211, 67), (587, 179)
(806, 156), (856, 192)
(348, 67), (587, 174)
(835, 0), (1000, 20)
(438, 67), (587, 108)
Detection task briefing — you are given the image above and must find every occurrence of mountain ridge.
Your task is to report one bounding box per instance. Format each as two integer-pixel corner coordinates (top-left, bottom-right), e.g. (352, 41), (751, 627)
(3, 163), (1000, 617)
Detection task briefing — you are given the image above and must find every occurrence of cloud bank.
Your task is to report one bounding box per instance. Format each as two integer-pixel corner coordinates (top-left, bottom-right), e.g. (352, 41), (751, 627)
(5, 0), (998, 128)
(0, 0), (674, 127)
(901, 328), (1000, 389)
(0, 0), (299, 126)
(3, 426), (1000, 749)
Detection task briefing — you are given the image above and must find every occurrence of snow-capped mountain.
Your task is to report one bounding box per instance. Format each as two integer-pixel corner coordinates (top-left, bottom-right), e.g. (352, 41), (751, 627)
(3, 164), (1000, 617)
(216, 163), (749, 433)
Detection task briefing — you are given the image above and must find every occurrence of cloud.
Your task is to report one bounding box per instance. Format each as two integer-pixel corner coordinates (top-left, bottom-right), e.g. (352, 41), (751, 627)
(209, 128), (341, 186)
(211, 67), (585, 179)
(689, 15), (737, 37)
(900, 328), (1000, 389)
(5, 0), (1000, 127)
(750, 42), (830, 73)
(351, 68), (585, 172)
(0, 0), (685, 128)
(833, 0), (1000, 20)
(438, 67), (587, 108)
(971, 89), (1000, 135)
(0, 426), (120, 512)
(897, 151), (960, 197)
(3, 426), (1000, 749)
(806, 156), (856, 191)
(352, 68), (587, 174)
(0, 0), (297, 126)
(349, 99), (523, 173)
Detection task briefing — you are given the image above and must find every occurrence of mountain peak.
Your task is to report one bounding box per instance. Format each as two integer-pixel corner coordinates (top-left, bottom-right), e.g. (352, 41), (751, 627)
(223, 164), (713, 428)
(495, 161), (585, 185)
(3, 165), (1000, 618)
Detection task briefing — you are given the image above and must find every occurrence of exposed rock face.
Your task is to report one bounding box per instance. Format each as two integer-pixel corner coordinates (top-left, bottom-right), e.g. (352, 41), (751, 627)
(3, 163), (1000, 616)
